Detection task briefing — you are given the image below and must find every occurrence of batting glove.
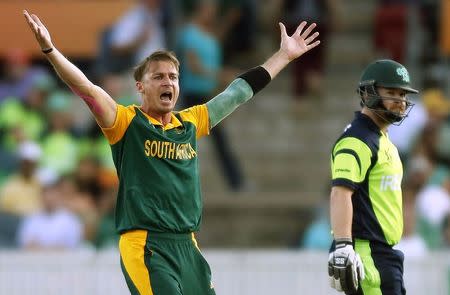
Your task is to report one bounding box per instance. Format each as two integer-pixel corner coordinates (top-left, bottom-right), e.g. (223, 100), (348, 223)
(328, 238), (365, 294)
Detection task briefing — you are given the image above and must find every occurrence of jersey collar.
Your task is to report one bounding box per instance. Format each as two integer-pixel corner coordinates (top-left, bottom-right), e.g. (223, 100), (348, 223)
(355, 111), (381, 134)
(137, 106), (183, 130)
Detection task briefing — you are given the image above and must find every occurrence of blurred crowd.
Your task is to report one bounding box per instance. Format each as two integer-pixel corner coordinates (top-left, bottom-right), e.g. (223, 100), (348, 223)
(0, 0), (450, 255)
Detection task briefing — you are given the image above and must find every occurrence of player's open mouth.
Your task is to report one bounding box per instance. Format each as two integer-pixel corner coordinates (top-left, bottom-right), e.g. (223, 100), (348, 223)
(160, 91), (172, 101)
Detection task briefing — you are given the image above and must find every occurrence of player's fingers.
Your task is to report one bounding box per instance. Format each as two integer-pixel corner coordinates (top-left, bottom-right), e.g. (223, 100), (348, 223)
(23, 10), (35, 28)
(29, 20), (39, 34)
(293, 21), (307, 36)
(306, 40), (320, 51)
(357, 264), (365, 280)
(339, 267), (349, 291)
(33, 14), (45, 28)
(278, 22), (287, 38)
(23, 9), (33, 21)
(29, 19), (40, 33)
(352, 266), (359, 288)
(31, 14), (42, 27)
(334, 277), (343, 292)
(304, 32), (319, 45)
(23, 10), (31, 22)
(348, 265), (360, 293)
(301, 23), (317, 39)
(37, 27), (43, 38)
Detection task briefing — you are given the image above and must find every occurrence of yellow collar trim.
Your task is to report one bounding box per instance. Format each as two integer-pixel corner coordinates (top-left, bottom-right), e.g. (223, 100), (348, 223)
(136, 106), (182, 130)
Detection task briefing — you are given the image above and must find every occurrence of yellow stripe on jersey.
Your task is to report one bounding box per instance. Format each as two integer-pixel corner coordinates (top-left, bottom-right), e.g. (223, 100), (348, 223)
(119, 230), (153, 295)
(178, 105), (210, 138)
(101, 104), (137, 145)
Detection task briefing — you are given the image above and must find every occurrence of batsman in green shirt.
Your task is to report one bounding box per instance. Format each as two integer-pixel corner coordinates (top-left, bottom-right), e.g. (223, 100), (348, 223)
(328, 59), (418, 295)
(24, 9), (320, 295)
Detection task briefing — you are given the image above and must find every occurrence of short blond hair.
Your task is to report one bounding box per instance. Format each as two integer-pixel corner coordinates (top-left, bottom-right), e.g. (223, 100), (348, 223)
(133, 50), (180, 82)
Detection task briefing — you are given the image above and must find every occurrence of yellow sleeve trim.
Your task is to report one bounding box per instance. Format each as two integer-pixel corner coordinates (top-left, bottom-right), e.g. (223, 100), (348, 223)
(178, 105), (210, 138)
(101, 104), (136, 145)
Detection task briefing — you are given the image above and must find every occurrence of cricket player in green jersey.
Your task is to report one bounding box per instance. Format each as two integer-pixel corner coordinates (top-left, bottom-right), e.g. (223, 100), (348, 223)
(328, 59), (418, 295)
(24, 10), (320, 295)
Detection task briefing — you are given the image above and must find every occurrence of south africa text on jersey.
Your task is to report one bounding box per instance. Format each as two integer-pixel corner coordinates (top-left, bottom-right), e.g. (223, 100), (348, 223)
(144, 140), (197, 160)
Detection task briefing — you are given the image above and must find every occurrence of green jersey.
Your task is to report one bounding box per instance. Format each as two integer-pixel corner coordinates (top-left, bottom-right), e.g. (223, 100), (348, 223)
(102, 104), (210, 234)
(331, 112), (403, 245)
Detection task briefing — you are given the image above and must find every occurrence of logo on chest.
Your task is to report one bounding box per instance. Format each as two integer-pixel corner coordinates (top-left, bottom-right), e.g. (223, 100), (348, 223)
(144, 140), (197, 160)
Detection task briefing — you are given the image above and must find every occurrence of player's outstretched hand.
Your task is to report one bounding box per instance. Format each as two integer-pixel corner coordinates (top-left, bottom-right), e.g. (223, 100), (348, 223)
(278, 21), (320, 62)
(23, 10), (53, 51)
(328, 240), (365, 293)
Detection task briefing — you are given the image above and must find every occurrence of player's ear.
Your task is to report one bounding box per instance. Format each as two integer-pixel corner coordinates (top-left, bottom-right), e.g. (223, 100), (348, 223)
(136, 81), (144, 94)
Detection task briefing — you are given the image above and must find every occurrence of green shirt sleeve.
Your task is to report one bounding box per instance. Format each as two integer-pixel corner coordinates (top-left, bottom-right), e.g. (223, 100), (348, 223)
(331, 137), (373, 187)
(205, 78), (253, 128)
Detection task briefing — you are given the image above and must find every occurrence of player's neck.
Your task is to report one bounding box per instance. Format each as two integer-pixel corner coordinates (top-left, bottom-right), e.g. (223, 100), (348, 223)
(361, 108), (389, 132)
(140, 106), (172, 126)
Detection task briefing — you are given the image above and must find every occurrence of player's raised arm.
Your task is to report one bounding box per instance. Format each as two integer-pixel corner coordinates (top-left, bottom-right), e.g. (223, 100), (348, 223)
(206, 21), (320, 128)
(23, 10), (117, 128)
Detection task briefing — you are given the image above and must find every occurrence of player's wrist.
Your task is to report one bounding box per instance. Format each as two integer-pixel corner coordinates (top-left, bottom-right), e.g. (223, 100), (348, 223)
(237, 66), (271, 95)
(274, 49), (292, 63)
(41, 42), (55, 54)
(334, 237), (353, 247)
(42, 47), (53, 54)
